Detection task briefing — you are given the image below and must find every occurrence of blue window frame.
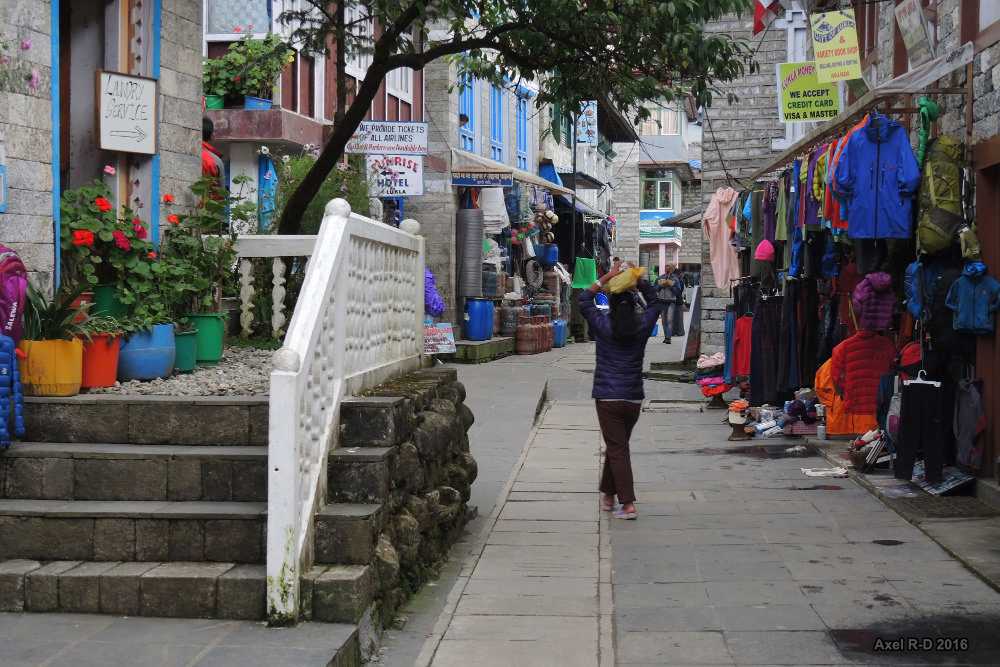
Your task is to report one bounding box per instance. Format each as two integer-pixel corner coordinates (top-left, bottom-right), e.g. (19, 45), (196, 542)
(515, 95), (528, 169)
(458, 75), (475, 151)
(490, 84), (504, 162)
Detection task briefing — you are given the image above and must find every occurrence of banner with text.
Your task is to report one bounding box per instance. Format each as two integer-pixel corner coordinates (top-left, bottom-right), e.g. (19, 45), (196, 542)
(776, 61), (842, 123)
(576, 101), (598, 145)
(367, 155), (424, 197)
(346, 121), (428, 155)
(895, 0), (935, 67)
(810, 10), (862, 83)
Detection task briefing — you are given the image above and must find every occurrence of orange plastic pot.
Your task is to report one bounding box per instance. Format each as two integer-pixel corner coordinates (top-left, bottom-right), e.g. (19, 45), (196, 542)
(81, 334), (121, 388)
(17, 339), (83, 396)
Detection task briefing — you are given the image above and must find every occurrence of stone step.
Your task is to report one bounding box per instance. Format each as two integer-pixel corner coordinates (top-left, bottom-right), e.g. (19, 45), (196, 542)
(314, 504), (385, 566)
(24, 395), (268, 446)
(0, 557), (375, 633)
(0, 500), (266, 563)
(1, 443), (267, 502)
(327, 447), (395, 503)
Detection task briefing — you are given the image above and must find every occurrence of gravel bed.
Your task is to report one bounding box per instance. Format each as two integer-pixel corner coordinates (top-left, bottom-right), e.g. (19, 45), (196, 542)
(89, 346), (273, 396)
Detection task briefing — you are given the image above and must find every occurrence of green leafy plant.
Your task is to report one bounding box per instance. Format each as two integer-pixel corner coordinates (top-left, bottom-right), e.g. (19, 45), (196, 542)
(274, 153), (369, 235)
(204, 34), (295, 101)
(202, 57), (235, 97)
(23, 286), (90, 341)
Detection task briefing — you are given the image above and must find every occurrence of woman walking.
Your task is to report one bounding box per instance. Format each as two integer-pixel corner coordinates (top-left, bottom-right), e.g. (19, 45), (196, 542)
(656, 266), (684, 343)
(578, 264), (662, 520)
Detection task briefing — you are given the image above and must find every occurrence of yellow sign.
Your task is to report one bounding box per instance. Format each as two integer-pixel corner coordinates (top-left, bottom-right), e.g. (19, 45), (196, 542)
(777, 61), (842, 123)
(810, 10), (862, 83)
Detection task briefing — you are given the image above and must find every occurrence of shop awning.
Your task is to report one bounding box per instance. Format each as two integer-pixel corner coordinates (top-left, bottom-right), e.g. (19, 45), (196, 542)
(556, 195), (605, 218)
(558, 172), (606, 190)
(451, 149), (574, 196)
(538, 163), (564, 187)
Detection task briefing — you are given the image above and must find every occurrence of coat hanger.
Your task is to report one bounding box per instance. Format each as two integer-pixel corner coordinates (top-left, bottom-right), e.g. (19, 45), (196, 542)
(904, 369), (941, 388)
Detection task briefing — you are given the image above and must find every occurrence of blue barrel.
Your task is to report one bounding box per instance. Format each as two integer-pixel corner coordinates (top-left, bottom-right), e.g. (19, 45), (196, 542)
(539, 243), (559, 267)
(552, 319), (568, 347)
(464, 299), (494, 341)
(118, 323), (176, 381)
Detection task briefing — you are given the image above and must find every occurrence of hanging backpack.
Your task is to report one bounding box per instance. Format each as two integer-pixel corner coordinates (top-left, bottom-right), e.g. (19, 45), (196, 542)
(0, 245), (27, 345)
(916, 137), (966, 256)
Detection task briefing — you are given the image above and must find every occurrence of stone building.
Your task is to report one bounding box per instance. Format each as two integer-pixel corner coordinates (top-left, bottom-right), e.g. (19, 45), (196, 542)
(0, 0), (204, 292)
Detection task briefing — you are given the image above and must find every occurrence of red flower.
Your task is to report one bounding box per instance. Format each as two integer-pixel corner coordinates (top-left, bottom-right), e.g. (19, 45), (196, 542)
(112, 230), (131, 251)
(147, 251), (157, 259)
(94, 197), (112, 213)
(71, 230), (95, 247)
(162, 193), (175, 204)
(167, 214), (180, 225)
(133, 222), (148, 240)
(233, 75), (241, 83)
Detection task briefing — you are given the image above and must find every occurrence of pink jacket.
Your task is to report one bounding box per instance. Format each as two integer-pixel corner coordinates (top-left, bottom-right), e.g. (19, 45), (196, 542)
(703, 187), (740, 287)
(852, 272), (895, 331)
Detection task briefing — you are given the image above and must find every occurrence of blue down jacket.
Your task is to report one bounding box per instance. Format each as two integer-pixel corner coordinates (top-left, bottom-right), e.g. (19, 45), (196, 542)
(579, 283), (661, 400)
(946, 262), (1000, 335)
(834, 113), (921, 239)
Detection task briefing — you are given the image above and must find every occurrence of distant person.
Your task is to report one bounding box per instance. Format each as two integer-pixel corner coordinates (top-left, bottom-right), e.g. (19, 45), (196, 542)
(656, 265), (683, 344)
(579, 263), (662, 520)
(201, 117), (225, 185)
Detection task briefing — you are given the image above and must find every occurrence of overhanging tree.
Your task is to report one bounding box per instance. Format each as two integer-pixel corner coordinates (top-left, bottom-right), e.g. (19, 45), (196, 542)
(277, 0), (754, 235)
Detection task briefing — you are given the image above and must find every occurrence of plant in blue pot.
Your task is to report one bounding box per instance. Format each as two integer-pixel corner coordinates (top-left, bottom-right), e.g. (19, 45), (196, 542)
(224, 34), (294, 110)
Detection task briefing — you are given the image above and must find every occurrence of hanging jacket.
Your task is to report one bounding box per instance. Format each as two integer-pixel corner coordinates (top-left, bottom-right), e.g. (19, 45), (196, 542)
(945, 261), (1000, 335)
(830, 330), (897, 415)
(704, 187), (741, 287)
(815, 358), (878, 436)
(788, 160), (805, 277)
(834, 113), (921, 239)
(579, 283), (661, 400)
(852, 272), (895, 331)
(954, 378), (986, 470)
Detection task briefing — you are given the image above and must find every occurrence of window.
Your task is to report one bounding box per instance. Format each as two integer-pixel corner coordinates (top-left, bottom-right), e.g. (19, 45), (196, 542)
(962, 0), (1000, 49)
(640, 107), (680, 136)
(206, 0), (270, 36)
(459, 75), (475, 151)
(344, 3), (374, 80)
(490, 85), (505, 162)
(387, 67), (413, 103)
(516, 95), (529, 169)
(641, 170), (674, 210)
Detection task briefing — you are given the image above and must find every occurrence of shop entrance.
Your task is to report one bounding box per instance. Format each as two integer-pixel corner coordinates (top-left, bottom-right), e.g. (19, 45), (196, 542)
(975, 158), (1000, 481)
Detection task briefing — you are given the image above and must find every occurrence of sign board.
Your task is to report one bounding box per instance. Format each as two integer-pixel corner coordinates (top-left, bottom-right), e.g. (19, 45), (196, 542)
(451, 171), (514, 188)
(0, 165), (7, 214)
(366, 155), (423, 197)
(810, 10), (862, 83)
(895, 0), (935, 67)
(776, 61), (842, 123)
(576, 100), (598, 145)
(424, 323), (457, 354)
(345, 121), (428, 155)
(97, 71), (158, 155)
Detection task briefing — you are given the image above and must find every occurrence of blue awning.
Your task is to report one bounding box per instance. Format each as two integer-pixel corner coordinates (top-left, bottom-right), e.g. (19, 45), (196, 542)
(539, 163), (564, 187)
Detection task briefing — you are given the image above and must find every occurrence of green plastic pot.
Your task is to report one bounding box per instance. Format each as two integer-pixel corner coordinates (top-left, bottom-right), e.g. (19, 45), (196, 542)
(92, 284), (128, 318)
(174, 329), (199, 373)
(187, 313), (226, 363)
(205, 94), (225, 109)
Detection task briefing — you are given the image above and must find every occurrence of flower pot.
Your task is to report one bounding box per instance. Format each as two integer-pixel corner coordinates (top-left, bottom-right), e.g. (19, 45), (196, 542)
(119, 324), (175, 381)
(244, 95), (273, 110)
(81, 333), (121, 388)
(205, 94), (225, 109)
(18, 339), (83, 396)
(187, 313), (226, 363)
(92, 284), (127, 318)
(70, 291), (94, 324)
(174, 329), (199, 373)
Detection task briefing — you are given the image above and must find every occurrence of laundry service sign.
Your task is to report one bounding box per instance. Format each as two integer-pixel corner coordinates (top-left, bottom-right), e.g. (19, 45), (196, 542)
(367, 155), (424, 197)
(98, 71), (158, 155)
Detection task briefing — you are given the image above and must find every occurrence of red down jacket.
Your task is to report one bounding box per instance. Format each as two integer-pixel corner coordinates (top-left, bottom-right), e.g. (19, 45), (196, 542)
(830, 331), (896, 415)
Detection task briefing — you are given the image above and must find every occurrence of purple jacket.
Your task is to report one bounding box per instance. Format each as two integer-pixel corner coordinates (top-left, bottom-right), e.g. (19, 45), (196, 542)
(578, 283), (661, 400)
(852, 272), (895, 331)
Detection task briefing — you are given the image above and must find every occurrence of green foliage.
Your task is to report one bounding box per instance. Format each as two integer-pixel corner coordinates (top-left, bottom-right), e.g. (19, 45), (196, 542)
(275, 153), (370, 235)
(203, 34), (295, 99)
(23, 286), (90, 341)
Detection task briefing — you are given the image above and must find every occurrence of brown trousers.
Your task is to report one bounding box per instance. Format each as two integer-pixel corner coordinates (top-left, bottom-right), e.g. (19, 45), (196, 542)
(596, 400), (642, 504)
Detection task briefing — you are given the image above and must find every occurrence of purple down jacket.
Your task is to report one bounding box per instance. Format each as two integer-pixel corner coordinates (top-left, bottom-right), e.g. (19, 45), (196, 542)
(578, 282), (662, 400)
(852, 272), (895, 331)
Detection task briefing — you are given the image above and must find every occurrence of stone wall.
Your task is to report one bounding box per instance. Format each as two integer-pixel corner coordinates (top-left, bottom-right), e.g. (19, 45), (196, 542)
(610, 142), (641, 262)
(0, 0), (55, 292)
(679, 179), (703, 266)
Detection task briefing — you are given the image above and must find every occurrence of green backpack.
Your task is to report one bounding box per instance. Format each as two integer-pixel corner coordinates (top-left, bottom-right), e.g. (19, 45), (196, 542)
(916, 136), (966, 256)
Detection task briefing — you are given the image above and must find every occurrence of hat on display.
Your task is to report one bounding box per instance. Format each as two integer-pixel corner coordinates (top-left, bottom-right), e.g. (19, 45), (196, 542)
(754, 239), (776, 262)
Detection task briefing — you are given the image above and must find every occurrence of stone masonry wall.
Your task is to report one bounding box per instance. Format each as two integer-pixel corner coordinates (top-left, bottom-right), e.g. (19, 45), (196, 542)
(610, 142), (641, 262)
(0, 0), (55, 293)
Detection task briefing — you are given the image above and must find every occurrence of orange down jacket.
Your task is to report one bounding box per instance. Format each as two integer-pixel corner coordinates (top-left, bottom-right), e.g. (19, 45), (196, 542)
(815, 358), (878, 436)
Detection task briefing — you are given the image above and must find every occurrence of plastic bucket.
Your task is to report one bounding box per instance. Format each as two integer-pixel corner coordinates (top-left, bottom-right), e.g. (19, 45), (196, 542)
(81, 334), (121, 388)
(188, 313), (226, 363)
(18, 339), (83, 396)
(92, 284), (127, 318)
(205, 94), (225, 109)
(464, 299), (494, 341)
(244, 95), (273, 110)
(174, 329), (199, 373)
(119, 324), (175, 381)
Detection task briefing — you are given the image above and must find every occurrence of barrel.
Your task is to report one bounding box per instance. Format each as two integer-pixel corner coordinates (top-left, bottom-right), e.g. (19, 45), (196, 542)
(538, 243), (559, 267)
(501, 305), (519, 336)
(492, 305), (502, 336)
(118, 324), (176, 381)
(552, 319), (568, 348)
(516, 315), (534, 355)
(464, 298), (494, 341)
(457, 208), (485, 297)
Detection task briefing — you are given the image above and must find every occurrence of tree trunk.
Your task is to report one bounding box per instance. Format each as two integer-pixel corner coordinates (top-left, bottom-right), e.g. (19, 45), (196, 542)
(276, 64), (386, 235)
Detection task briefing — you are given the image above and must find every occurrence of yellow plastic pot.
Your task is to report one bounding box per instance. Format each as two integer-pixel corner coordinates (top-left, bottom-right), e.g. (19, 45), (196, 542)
(18, 339), (84, 397)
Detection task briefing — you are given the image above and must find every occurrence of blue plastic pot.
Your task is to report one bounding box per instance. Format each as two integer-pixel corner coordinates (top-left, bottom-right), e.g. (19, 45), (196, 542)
(118, 324), (176, 381)
(244, 95), (273, 110)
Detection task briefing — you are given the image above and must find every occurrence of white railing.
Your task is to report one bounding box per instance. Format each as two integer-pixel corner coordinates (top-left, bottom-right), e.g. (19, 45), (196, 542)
(234, 235), (317, 340)
(265, 199), (425, 623)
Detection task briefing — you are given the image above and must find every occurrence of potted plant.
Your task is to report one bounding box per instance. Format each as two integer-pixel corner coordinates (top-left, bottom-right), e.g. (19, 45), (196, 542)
(202, 57), (234, 109)
(78, 315), (124, 389)
(19, 286), (89, 396)
(224, 34), (294, 110)
(117, 308), (176, 382)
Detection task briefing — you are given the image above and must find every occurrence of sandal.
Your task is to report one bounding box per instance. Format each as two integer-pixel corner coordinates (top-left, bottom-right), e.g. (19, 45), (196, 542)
(613, 506), (638, 520)
(601, 494), (616, 512)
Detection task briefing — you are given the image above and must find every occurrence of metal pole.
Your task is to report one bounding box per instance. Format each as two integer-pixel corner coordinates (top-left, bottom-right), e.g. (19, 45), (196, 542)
(571, 110), (578, 267)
